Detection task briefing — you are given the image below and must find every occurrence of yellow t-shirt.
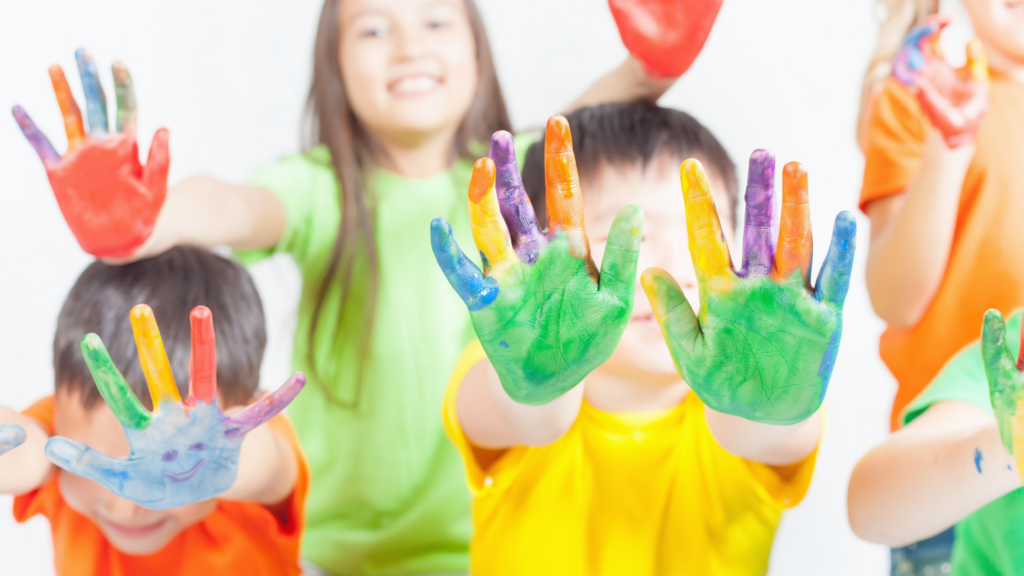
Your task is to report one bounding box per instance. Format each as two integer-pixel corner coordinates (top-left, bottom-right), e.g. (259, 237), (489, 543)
(443, 341), (819, 576)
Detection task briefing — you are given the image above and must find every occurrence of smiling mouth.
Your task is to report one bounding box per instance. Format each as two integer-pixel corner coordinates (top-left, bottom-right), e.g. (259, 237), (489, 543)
(163, 459), (205, 483)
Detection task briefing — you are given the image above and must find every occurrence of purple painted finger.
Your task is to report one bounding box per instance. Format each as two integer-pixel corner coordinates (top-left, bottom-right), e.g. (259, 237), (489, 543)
(490, 131), (546, 264)
(12, 106), (60, 168)
(223, 372), (306, 438)
(740, 149), (777, 277)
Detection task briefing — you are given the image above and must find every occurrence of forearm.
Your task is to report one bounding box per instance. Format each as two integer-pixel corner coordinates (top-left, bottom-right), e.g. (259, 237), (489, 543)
(705, 406), (821, 465)
(0, 406), (53, 495)
(566, 56), (678, 112)
(219, 422), (297, 505)
(865, 132), (973, 328)
(457, 358), (584, 449)
(848, 407), (1018, 546)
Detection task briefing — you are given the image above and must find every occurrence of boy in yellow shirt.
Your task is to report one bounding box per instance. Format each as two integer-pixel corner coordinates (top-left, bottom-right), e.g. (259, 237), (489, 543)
(429, 103), (857, 575)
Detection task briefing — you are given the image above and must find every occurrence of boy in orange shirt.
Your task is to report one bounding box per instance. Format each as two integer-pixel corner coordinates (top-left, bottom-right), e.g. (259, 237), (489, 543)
(0, 247), (309, 575)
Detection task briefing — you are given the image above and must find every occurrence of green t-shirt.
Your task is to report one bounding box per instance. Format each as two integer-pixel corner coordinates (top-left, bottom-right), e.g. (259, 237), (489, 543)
(902, 311), (1024, 575)
(238, 136), (537, 575)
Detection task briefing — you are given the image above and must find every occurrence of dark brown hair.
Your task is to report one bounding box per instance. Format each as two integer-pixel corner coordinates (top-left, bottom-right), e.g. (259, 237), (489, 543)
(304, 0), (512, 407)
(521, 101), (738, 228)
(54, 247), (267, 410)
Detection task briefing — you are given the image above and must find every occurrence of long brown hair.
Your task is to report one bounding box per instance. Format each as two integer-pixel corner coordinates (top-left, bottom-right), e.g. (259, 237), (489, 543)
(857, 0), (939, 148)
(304, 0), (512, 407)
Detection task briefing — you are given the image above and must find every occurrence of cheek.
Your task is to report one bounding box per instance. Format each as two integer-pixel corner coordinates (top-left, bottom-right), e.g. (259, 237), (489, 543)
(340, 40), (390, 117)
(57, 470), (106, 517)
(439, 33), (478, 101)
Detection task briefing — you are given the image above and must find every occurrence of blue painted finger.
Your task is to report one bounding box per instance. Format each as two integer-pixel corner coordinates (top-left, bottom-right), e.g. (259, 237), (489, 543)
(815, 211), (857, 307)
(431, 217), (499, 311)
(75, 48), (109, 135)
(12, 106), (61, 167)
(0, 424), (26, 456)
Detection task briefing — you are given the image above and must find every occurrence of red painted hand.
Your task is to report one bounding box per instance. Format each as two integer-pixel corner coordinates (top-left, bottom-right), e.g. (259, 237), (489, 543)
(609, 0), (724, 77)
(12, 48), (168, 258)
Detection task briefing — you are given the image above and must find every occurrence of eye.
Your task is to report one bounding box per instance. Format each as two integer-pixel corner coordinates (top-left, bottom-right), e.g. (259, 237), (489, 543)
(360, 25), (388, 38)
(426, 18), (450, 30)
(189, 442), (206, 451)
(162, 449), (178, 462)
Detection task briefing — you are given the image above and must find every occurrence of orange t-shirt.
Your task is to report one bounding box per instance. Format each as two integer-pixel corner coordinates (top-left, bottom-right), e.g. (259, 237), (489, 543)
(13, 396), (310, 576)
(861, 74), (1024, 429)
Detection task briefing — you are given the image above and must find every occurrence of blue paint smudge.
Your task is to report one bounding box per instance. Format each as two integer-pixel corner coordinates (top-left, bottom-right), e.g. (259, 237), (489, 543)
(499, 341), (509, 348)
(817, 325), (841, 401)
(974, 448), (983, 474)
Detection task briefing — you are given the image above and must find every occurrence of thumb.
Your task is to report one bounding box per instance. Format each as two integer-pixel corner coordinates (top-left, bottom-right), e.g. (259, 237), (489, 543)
(141, 128), (170, 198)
(641, 267), (701, 349)
(964, 38), (989, 83)
(45, 436), (129, 491)
(599, 205), (643, 307)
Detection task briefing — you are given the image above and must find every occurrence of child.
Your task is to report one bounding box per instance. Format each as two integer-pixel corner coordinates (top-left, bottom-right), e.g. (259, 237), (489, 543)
(0, 247), (310, 575)
(12, 1), (716, 571)
(429, 103), (856, 574)
(848, 308), (1024, 574)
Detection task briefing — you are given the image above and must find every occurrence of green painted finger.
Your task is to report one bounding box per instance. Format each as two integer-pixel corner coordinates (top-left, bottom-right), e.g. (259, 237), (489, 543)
(641, 267), (700, 349)
(112, 62), (137, 134)
(599, 205), (644, 306)
(982, 310), (1018, 454)
(80, 334), (151, 430)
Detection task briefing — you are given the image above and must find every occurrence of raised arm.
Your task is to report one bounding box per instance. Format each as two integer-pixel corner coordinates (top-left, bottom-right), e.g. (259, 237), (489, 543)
(0, 407), (52, 495)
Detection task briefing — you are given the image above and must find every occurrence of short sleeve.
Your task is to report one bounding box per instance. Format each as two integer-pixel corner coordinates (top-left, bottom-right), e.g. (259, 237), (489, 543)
(263, 413), (311, 538)
(234, 146), (340, 268)
(898, 311), (1024, 426)
(13, 396), (57, 521)
(860, 78), (930, 213)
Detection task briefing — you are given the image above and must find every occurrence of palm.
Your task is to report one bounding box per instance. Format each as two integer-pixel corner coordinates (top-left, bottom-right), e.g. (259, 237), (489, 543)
(609, 0), (724, 77)
(643, 151), (856, 425)
(432, 119), (642, 405)
(45, 305), (305, 510)
(12, 48), (168, 258)
(980, 310), (1024, 466)
(0, 424), (26, 457)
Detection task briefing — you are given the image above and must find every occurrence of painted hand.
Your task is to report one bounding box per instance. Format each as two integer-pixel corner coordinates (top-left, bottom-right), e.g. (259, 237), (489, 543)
(0, 424), (26, 457)
(642, 151), (856, 425)
(609, 0), (723, 78)
(45, 305), (305, 510)
(892, 18), (989, 148)
(12, 48), (169, 258)
(431, 117), (643, 405)
(980, 309), (1024, 474)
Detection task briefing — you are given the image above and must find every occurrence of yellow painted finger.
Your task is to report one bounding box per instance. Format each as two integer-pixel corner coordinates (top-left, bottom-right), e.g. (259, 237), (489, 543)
(681, 159), (733, 279)
(130, 304), (181, 408)
(468, 158), (517, 277)
(965, 38), (989, 84)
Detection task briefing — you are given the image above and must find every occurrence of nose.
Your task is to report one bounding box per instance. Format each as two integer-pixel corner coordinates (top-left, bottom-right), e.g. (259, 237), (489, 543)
(101, 493), (152, 522)
(393, 17), (427, 61)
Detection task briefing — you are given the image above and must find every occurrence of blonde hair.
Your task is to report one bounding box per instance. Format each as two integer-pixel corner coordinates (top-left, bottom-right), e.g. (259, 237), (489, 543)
(858, 0), (939, 147)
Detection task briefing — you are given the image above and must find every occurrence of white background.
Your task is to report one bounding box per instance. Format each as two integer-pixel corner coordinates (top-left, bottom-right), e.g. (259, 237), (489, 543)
(0, 0), (973, 573)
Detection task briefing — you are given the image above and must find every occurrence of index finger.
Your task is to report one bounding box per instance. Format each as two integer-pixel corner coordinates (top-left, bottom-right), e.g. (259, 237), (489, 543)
(188, 306), (217, 406)
(681, 159), (733, 280)
(48, 66), (86, 151)
(130, 304), (182, 409)
(544, 115), (590, 260)
(81, 333), (152, 430)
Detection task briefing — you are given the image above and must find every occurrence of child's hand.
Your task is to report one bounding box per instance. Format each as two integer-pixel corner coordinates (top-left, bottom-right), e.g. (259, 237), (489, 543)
(642, 151), (856, 425)
(891, 18), (989, 148)
(609, 0), (724, 77)
(0, 424), (26, 457)
(981, 309), (1024, 473)
(431, 118), (643, 405)
(12, 48), (169, 258)
(44, 305), (305, 510)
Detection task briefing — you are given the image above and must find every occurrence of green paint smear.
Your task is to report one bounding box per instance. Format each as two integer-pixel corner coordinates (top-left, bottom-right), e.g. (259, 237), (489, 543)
(475, 207), (641, 405)
(982, 310), (1024, 456)
(80, 334), (151, 430)
(664, 271), (843, 425)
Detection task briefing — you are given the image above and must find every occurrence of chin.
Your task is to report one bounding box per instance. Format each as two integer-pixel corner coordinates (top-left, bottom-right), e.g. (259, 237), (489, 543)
(102, 527), (177, 556)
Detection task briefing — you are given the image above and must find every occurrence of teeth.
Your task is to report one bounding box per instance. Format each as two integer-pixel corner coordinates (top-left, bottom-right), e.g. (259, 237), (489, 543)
(392, 76), (439, 94)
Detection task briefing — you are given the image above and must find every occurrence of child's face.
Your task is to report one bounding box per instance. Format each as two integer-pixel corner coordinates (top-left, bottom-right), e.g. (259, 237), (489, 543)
(339, 0), (478, 150)
(583, 157), (734, 384)
(53, 388), (216, 555)
(964, 0), (1024, 61)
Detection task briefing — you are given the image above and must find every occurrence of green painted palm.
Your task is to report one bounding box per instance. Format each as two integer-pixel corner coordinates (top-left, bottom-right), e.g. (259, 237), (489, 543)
(642, 153), (856, 425)
(431, 120), (642, 405)
(981, 309), (1024, 466)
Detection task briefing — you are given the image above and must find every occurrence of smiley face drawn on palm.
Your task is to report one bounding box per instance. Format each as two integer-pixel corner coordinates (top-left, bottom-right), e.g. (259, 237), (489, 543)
(641, 152), (857, 425)
(44, 305), (305, 510)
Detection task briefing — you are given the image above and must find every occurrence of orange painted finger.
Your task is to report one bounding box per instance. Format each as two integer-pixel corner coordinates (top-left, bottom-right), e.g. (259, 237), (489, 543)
(681, 159), (732, 279)
(773, 162), (813, 284)
(544, 115), (590, 260)
(964, 38), (989, 84)
(130, 304), (181, 409)
(48, 65), (86, 151)
(468, 158), (516, 277)
(188, 306), (217, 406)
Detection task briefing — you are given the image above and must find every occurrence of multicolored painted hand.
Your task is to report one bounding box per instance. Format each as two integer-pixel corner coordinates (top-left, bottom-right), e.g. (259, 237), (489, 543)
(609, 0), (724, 77)
(0, 424), (26, 457)
(44, 305), (305, 510)
(641, 151), (856, 425)
(12, 48), (169, 258)
(892, 18), (989, 148)
(431, 117), (643, 405)
(980, 309), (1024, 473)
